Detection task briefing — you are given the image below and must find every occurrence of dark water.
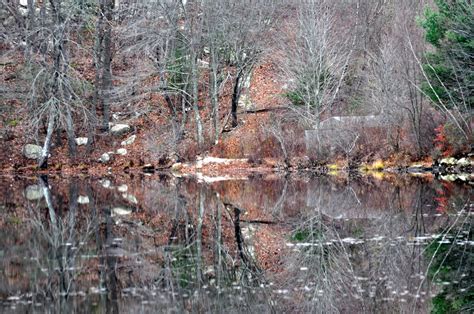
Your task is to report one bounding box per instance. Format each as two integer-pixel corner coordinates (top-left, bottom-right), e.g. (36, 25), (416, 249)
(0, 173), (472, 313)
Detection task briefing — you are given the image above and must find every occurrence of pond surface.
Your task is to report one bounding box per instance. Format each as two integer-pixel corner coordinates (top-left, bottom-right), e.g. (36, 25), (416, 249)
(0, 173), (472, 313)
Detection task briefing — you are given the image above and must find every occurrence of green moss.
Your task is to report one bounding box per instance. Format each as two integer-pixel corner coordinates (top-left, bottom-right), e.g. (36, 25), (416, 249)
(8, 119), (19, 127)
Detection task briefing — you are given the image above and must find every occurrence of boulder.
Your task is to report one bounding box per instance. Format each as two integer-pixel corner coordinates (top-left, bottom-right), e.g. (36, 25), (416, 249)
(457, 158), (472, 167)
(110, 124), (131, 136)
(101, 179), (112, 188)
(117, 184), (128, 193)
(122, 193), (138, 204)
(24, 185), (44, 201)
(121, 135), (136, 146)
(111, 207), (132, 217)
(100, 153), (112, 163)
(23, 144), (42, 160)
(77, 195), (90, 204)
(440, 157), (457, 165)
(75, 137), (88, 146)
(171, 163), (183, 171)
(116, 148), (127, 155)
(440, 174), (458, 182)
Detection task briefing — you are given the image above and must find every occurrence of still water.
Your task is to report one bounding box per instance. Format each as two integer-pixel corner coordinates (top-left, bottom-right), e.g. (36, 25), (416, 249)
(0, 173), (472, 313)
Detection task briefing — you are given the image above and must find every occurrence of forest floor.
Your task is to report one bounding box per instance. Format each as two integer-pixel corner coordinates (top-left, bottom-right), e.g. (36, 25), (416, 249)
(1, 52), (290, 174)
(1, 51), (472, 180)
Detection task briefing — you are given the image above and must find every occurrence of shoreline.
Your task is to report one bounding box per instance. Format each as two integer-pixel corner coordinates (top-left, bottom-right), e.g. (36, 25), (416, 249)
(3, 155), (472, 184)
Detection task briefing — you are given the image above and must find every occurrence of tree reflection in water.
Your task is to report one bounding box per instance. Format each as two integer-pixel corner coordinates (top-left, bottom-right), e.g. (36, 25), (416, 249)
(0, 174), (471, 313)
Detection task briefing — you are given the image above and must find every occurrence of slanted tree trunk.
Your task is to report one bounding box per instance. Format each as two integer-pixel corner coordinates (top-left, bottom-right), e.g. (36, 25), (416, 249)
(39, 0), (64, 169)
(231, 72), (242, 128)
(38, 111), (55, 169)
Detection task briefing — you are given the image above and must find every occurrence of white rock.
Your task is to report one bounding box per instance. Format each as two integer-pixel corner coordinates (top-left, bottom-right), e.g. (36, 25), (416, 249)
(23, 144), (42, 160)
(100, 153), (111, 163)
(24, 185), (44, 201)
(121, 135), (136, 146)
(457, 175), (468, 181)
(440, 174), (457, 182)
(101, 179), (112, 188)
(110, 124), (131, 136)
(122, 193), (138, 204)
(457, 158), (472, 167)
(116, 148), (127, 155)
(111, 207), (132, 217)
(117, 184), (128, 193)
(75, 137), (88, 146)
(440, 157), (457, 165)
(77, 195), (90, 204)
(171, 162), (183, 171)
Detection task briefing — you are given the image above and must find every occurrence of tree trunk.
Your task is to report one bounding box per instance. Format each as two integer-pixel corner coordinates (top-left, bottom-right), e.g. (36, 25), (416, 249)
(231, 73), (241, 128)
(38, 112), (55, 169)
(25, 0), (35, 58)
(99, 0), (114, 132)
(210, 51), (219, 144)
(90, 7), (104, 150)
(65, 108), (77, 157)
(191, 56), (203, 147)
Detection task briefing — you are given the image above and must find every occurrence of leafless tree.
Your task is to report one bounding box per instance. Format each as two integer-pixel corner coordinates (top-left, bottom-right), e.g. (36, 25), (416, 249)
(25, 0), (92, 168)
(281, 0), (357, 152)
(95, 0), (114, 133)
(221, 0), (278, 128)
(368, 0), (435, 156)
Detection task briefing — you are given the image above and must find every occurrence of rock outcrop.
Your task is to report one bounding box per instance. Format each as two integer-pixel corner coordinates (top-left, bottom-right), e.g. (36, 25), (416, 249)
(23, 144), (42, 160)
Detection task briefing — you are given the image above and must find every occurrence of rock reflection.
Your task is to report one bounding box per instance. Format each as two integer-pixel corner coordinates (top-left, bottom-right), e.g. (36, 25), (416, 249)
(0, 174), (471, 313)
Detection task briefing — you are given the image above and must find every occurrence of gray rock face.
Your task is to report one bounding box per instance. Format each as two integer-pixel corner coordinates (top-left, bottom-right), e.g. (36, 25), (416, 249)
(121, 135), (136, 146)
(23, 144), (42, 160)
(100, 153), (112, 163)
(110, 124), (131, 136)
(24, 185), (44, 201)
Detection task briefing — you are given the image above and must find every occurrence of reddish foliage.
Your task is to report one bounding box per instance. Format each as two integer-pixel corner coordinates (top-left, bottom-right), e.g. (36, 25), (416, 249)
(433, 124), (454, 157)
(434, 181), (454, 213)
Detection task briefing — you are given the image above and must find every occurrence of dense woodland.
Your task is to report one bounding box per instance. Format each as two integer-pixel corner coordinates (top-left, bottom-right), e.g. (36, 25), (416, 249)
(0, 0), (472, 171)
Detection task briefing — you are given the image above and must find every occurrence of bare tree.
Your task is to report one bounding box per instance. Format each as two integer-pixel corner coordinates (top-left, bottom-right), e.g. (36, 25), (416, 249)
(368, 0), (435, 157)
(95, 0), (114, 132)
(221, 0), (277, 128)
(25, 0), (92, 168)
(281, 0), (357, 152)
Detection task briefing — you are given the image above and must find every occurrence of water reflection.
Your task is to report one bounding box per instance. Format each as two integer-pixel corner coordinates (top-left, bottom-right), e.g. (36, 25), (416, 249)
(0, 174), (471, 313)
